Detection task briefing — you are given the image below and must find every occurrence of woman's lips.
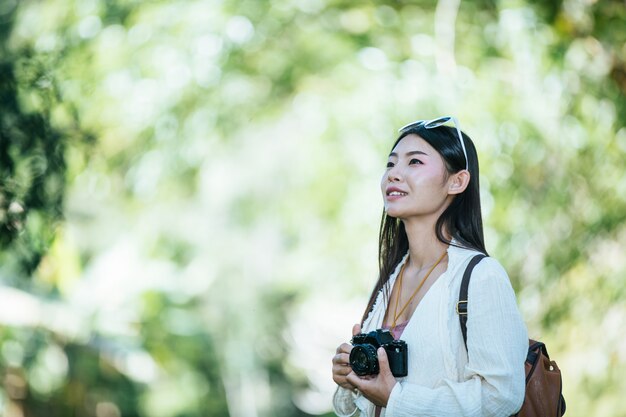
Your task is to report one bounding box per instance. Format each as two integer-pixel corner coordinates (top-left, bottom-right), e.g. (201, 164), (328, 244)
(386, 189), (408, 200)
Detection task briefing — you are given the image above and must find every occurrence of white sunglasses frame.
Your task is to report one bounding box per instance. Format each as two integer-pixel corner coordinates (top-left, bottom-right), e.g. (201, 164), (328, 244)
(398, 116), (469, 171)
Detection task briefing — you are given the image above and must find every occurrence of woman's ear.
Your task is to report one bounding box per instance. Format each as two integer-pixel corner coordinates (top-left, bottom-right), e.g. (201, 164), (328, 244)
(448, 170), (470, 195)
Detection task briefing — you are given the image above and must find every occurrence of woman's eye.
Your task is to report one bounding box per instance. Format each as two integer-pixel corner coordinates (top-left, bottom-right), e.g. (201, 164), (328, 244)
(386, 161), (394, 168)
(409, 158), (423, 165)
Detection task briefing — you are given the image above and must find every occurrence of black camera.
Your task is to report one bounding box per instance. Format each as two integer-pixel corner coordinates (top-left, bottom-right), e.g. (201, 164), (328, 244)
(349, 329), (408, 377)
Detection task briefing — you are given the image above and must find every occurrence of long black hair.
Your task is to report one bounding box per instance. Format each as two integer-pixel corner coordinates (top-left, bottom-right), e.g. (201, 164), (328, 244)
(361, 123), (487, 325)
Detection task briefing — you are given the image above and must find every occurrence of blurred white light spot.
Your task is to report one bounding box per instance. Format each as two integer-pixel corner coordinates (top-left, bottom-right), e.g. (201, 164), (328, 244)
(35, 33), (59, 52)
(77, 0), (98, 15)
(195, 33), (223, 58)
(43, 344), (69, 378)
(226, 16), (254, 44)
(375, 5), (399, 27)
(0, 286), (40, 326)
(127, 150), (164, 199)
(78, 15), (102, 39)
(154, 114), (179, 142)
(292, 92), (328, 136)
(29, 344), (68, 395)
(8, 201), (24, 214)
(1, 341), (24, 367)
(180, 257), (216, 297)
(128, 23), (152, 45)
(125, 351), (158, 383)
(340, 8), (370, 33)
(295, 0), (325, 14)
(358, 47), (388, 71)
(499, 8), (528, 32)
(221, 75), (257, 105)
(193, 63), (221, 87)
(492, 156), (514, 181)
(411, 34), (434, 56)
(294, 389), (332, 415)
(165, 61), (192, 91)
(100, 24), (126, 50)
(103, 71), (133, 98)
(128, 78), (160, 128)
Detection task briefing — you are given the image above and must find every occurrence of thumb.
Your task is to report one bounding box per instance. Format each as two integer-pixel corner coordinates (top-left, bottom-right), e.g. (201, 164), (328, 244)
(377, 347), (391, 373)
(352, 323), (362, 337)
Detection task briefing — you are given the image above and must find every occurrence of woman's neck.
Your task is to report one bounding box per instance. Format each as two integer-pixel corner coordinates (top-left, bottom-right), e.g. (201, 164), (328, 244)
(402, 217), (450, 270)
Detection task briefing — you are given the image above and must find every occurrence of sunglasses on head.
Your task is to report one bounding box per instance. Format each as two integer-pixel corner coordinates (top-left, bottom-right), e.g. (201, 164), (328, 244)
(398, 116), (468, 171)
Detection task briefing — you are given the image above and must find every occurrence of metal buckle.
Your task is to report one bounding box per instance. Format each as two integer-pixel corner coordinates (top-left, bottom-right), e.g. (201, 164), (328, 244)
(456, 300), (468, 315)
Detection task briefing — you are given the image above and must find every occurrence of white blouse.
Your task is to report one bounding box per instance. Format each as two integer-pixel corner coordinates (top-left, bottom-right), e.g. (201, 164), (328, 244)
(333, 244), (528, 417)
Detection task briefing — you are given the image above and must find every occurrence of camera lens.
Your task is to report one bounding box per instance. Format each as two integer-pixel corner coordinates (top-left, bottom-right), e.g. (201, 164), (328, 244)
(349, 344), (379, 376)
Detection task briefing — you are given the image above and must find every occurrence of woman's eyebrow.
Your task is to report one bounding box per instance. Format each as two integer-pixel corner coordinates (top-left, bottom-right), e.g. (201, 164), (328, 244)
(388, 150), (429, 158)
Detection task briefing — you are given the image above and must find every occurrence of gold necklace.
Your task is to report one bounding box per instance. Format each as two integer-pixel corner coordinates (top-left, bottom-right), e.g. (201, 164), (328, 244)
(391, 250), (447, 330)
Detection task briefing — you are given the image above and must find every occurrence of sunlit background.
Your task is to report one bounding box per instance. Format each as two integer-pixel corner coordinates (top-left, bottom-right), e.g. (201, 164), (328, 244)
(1, 0), (625, 416)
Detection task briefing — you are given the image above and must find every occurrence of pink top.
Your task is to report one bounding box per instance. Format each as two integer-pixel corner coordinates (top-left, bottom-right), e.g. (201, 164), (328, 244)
(385, 321), (409, 340)
(375, 321), (409, 417)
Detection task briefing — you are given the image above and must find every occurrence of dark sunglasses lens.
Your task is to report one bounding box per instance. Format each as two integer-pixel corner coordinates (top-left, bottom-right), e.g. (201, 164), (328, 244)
(400, 120), (426, 132)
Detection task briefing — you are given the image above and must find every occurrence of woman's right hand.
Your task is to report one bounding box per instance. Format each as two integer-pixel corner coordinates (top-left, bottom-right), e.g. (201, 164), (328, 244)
(332, 323), (362, 390)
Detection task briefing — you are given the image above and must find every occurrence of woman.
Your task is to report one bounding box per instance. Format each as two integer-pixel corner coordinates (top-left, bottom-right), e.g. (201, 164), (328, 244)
(331, 117), (528, 416)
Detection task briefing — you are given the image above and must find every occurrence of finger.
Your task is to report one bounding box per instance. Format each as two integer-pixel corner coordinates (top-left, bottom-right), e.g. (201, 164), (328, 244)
(377, 347), (392, 375)
(336, 343), (353, 355)
(352, 323), (362, 336)
(345, 371), (361, 389)
(332, 352), (350, 366)
(333, 364), (352, 377)
(334, 377), (356, 391)
(339, 382), (356, 390)
(333, 367), (354, 382)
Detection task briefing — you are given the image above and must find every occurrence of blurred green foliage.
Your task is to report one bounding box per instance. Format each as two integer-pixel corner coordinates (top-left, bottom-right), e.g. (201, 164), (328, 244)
(0, 24), (64, 286)
(1, 0), (625, 416)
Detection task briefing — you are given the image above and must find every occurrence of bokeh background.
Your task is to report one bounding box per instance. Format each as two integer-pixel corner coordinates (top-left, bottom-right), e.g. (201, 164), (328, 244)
(1, 0), (626, 416)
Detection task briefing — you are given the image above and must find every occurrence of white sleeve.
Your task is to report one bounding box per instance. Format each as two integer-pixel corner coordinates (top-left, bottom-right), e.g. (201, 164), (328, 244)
(384, 258), (528, 416)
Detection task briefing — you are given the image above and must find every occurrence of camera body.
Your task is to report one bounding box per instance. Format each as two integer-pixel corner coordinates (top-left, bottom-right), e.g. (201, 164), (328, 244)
(349, 329), (408, 377)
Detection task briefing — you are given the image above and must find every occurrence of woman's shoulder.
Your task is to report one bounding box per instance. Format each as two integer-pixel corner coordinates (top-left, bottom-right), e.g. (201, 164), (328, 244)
(474, 255), (508, 278)
(449, 245), (511, 287)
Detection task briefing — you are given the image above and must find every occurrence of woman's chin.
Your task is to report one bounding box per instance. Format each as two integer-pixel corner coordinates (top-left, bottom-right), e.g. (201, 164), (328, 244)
(384, 208), (405, 219)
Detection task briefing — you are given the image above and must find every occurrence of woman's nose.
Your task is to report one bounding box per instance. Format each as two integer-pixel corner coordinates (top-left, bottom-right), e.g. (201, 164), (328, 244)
(387, 166), (402, 182)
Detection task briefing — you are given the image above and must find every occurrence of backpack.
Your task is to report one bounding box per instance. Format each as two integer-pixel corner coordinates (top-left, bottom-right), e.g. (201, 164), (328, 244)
(458, 255), (566, 417)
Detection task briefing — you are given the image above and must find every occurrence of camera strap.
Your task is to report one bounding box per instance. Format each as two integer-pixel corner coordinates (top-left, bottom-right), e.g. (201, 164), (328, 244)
(390, 250), (447, 329)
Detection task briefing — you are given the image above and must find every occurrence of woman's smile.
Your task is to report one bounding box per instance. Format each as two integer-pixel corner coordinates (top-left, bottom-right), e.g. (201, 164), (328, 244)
(385, 186), (408, 200)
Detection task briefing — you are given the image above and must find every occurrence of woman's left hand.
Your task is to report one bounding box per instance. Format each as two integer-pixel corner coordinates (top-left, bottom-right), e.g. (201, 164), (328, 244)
(345, 347), (397, 407)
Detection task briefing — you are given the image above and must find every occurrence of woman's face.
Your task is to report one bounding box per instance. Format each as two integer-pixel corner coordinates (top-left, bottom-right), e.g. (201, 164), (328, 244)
(381, 134), (453, 220)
